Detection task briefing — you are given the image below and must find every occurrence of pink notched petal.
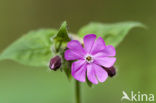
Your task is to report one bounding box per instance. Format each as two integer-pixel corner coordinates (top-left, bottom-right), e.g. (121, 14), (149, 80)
(94, 57), (116, 68)
(87, 63), (108, 84)
(102, 45), (116, 56)
(87, 64), (98, 84)
(67, 40), (86, 56)
(64, 49), (82, 60)
(72, 61), (87, 82)
(93, 45), (116, 57)
(83, 34), (96, 53)
(72, 60), (86, 75)
(91, 37), (106, 54)
(93, 64), (108, 82)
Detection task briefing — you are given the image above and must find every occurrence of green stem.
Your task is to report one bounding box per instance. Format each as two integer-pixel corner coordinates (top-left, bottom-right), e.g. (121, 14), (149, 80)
(56, 41), (62, 53)
(75, 80), (81, 103)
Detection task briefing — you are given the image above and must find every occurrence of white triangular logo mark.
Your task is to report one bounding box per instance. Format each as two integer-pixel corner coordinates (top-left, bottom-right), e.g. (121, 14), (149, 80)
(121, 91), (131, 101)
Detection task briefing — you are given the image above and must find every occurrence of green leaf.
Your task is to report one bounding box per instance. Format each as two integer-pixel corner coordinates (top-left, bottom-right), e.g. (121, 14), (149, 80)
(78, 22), (145, 47)
(54, 21), (70, 52)
(54, 21), (70, 43)
(0, 29), (57, 67)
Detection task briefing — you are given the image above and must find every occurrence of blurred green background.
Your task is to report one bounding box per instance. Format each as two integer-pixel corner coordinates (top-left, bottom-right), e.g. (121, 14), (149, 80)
(0, 0), (156, 103)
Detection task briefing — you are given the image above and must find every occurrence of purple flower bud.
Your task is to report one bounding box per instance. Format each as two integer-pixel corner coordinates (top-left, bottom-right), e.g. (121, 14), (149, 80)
(103, 66), (116, 77)
(49, 56), (61, 71)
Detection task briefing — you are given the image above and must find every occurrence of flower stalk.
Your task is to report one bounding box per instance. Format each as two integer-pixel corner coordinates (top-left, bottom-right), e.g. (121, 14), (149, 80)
(75, 80), (81, 103)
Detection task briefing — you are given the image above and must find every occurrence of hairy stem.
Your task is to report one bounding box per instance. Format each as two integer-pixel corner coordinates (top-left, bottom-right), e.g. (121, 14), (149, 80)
(75, 80), (81, 103)
(56, 41), (62, 53)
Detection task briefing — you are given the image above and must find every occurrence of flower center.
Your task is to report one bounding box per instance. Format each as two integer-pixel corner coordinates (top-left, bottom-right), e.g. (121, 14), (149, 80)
(86, 56), (92, 61)
(85, 55), (93, 63)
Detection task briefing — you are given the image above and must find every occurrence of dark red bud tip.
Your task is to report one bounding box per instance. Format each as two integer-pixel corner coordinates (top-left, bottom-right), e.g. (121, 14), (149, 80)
(49, 56), (61, 71)
(103, 66), (116, 77)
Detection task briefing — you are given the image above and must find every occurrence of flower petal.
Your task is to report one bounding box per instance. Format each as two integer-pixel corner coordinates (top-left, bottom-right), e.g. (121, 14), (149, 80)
(72, 61), (87, 82)
(93, 63), (108, 82)
(64, 49), (82, 60)
(94, 57), (116, 68)
(102, 45), (116, 56)
(87, 64), (98, 84)
(93, 45), (116, 57)
(71, 60), (86, 75)
(83, 34), (96, 53)
(91, 37), (106, 54)
(67, 40), (86, 56)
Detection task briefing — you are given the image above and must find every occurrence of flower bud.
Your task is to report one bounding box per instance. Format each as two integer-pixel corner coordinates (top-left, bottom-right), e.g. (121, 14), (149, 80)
(103, 66), (116, 77)
(49, 56), (61, 71)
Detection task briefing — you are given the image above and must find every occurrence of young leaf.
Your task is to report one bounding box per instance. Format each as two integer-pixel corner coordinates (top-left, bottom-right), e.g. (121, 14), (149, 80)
(78, 22), (145, 47)
(54, 21), (71, 52)
(54, 21), (70, 42)
(0, 29), (57, 67)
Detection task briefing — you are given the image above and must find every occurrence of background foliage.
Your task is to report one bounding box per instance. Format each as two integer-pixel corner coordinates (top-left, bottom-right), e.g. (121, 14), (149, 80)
(0, 0), (155, 103)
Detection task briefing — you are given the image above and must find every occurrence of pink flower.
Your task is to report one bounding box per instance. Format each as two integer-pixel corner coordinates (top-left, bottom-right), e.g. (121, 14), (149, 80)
(64, 34), (116, 84)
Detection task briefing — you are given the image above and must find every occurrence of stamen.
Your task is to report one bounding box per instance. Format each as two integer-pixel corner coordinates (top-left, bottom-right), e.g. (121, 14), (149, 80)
(86, 56), (92, 61)
(85, 54), (93, 63)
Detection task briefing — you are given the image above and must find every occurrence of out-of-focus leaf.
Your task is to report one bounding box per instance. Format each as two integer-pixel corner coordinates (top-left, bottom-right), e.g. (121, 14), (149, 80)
(78, 22), (145, 47)
(0, 29), (57, 67)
